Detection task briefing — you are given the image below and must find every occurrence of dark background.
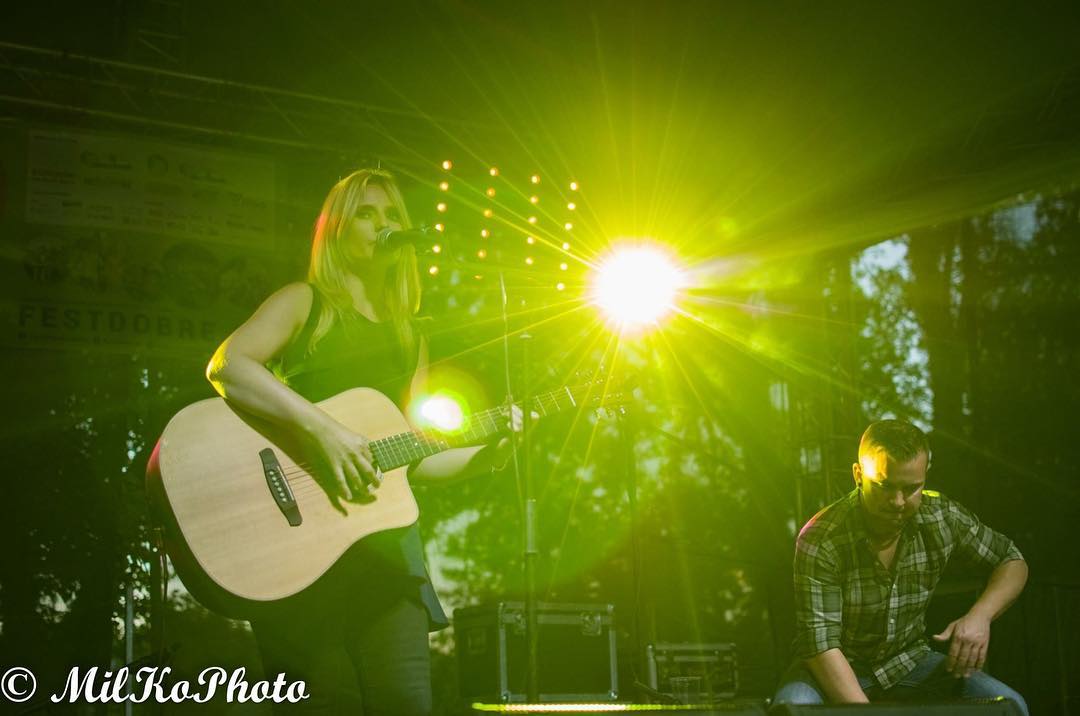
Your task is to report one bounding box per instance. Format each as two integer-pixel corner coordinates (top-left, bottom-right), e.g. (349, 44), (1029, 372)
(1, 1), (1079, 713)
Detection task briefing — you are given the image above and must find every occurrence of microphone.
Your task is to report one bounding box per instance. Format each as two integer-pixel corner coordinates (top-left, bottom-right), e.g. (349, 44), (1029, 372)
(375, 226), (435, 251)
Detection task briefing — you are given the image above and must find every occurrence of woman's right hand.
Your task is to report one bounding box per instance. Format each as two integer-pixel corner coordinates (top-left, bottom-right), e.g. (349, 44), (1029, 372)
(305, 419), (382, 513)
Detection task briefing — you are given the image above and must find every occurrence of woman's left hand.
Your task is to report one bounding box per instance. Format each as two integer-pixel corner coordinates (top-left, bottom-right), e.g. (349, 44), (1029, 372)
(486, 403), (537, 473)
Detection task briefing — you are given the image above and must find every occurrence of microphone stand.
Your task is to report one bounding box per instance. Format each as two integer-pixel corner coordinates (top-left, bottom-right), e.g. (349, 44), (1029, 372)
(498, 271), (540, 702)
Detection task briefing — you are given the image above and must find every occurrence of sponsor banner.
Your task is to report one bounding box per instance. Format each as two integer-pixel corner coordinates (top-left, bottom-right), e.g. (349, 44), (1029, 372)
(4, 299), (222, 358)
(0, 127), (293, 355)
(26, 129), (275, 247)
(2, 224), (288, 355)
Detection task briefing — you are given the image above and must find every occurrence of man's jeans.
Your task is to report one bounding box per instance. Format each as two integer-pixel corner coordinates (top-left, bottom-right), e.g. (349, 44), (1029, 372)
(773, 650), (1028, 715)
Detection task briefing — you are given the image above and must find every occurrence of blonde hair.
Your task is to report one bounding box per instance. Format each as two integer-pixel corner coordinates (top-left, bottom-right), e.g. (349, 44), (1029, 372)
(307, 168), (421, 359)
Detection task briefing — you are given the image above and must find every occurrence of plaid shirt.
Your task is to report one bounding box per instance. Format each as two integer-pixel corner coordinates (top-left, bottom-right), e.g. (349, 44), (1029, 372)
(793, 489), (1023, 689)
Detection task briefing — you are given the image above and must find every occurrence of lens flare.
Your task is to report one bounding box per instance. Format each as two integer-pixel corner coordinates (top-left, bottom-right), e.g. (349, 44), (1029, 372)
(418, 394), (466, 432)
(590, 244), (685, 330)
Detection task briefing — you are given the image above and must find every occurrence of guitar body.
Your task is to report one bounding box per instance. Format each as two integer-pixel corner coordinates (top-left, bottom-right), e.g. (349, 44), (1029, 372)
(146, 388), (420, 618)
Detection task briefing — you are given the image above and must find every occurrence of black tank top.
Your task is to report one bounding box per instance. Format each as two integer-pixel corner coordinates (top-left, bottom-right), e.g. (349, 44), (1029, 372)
(278, 289), (417, 407)
(276, 285), (447, 629)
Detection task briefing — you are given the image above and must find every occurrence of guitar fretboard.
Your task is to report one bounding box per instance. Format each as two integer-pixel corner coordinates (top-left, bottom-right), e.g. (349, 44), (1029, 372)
(370, 384), (588, 471)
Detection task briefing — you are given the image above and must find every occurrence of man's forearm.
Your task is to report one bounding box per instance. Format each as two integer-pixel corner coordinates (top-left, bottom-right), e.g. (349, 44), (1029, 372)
(804, 648), (869, 703)
(969, 559), (1028, 621)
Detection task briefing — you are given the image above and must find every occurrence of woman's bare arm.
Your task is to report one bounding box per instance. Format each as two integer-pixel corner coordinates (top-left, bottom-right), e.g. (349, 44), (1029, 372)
(206, 283), (378, 507)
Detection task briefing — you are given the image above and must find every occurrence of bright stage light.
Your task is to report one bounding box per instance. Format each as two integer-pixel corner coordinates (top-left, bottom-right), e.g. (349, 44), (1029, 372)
(590, 244), (685, 330)
(417, 394), (465, 432)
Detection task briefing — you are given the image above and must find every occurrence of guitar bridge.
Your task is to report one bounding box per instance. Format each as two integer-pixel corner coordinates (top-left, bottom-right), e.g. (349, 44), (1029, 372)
(259, 448), (302, 526)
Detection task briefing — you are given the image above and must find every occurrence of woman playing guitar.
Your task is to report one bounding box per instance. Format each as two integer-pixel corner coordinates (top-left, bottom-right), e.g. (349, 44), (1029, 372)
(206, 168), (510, 714)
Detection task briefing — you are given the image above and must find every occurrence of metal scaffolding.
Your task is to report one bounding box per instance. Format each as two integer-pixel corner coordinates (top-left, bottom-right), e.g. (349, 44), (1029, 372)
(0, 40), (506, 164)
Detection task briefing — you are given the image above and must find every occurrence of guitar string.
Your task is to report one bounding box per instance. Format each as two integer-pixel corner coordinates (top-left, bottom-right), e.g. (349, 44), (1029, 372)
(282, 387), (604, 499)
(280, 386), (605, 499)
(266, 389), (586, 499)
(278, 411), (505, 499)
(273, 402), (527, 498)
(275, 408), (498, 480)
(279, 417), (474, 499)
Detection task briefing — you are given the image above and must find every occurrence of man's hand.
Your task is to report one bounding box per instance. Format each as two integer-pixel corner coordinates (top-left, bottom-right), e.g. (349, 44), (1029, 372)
(933, 612), (991, 677)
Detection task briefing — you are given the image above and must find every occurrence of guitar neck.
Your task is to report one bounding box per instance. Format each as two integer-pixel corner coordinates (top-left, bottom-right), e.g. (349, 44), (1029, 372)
(371, 385), (585, 471)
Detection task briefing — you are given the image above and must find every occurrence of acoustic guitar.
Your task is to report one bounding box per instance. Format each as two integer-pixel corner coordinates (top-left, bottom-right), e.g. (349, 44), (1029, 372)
(146, 379), (617, 617)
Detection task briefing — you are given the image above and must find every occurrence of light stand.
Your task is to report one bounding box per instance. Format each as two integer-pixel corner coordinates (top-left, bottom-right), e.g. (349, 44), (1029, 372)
(498, 271), (540, 702)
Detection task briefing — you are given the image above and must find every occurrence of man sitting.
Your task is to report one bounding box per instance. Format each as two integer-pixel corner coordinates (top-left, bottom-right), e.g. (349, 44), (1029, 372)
(774, 420), (1028, 713)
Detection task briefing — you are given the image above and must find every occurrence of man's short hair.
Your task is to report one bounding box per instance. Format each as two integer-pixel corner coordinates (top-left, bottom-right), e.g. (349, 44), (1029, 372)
(858, 419), (930, 464)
